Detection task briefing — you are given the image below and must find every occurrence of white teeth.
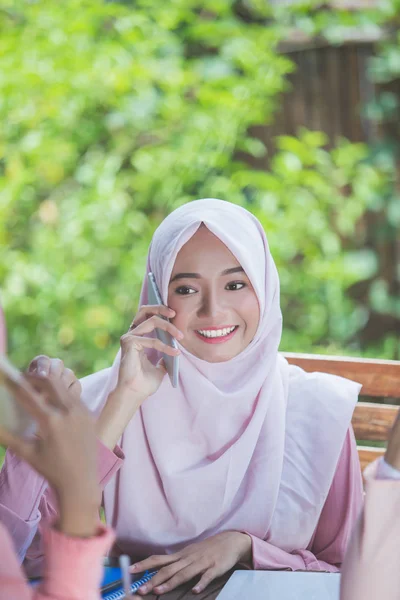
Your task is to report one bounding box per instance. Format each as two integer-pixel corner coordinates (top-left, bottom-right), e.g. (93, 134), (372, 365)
(197, 326), (236, 338)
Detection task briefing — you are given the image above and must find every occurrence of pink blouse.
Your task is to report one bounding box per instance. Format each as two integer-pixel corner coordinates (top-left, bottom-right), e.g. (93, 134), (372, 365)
(0, 523), (113, 600)
(0, 429), (363, 577)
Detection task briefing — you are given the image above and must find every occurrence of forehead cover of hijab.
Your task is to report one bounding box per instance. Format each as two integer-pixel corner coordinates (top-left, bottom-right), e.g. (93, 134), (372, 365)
(141, 198), (283, 364)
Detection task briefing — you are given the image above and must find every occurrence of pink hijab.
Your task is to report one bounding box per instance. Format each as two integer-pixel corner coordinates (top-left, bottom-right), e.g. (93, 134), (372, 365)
(81, 199), (360, 557)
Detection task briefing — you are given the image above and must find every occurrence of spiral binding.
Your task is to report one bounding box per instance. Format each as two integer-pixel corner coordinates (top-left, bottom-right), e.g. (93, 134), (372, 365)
(103, 570), (156, 599)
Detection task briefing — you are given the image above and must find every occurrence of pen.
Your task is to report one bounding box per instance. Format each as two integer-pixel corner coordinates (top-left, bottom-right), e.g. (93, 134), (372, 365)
(119, 554), (131, 598)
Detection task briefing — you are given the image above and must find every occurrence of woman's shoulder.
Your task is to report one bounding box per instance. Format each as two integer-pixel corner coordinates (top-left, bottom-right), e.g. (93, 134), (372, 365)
(286, 362), (361, 413)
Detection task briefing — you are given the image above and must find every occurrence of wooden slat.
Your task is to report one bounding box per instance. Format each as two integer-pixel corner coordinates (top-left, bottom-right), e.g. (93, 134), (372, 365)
(358, 446), (385, 472)
(278, 29), (385, 53)
(352, 402), (399, 441)
(283, 353), (400, 398)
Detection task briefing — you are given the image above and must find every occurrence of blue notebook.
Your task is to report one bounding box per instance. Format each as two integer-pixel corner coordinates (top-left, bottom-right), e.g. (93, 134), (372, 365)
(101, 566), (156, 599)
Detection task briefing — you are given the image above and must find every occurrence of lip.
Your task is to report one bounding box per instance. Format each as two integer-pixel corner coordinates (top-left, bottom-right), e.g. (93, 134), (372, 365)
(194, 326), (239, 345)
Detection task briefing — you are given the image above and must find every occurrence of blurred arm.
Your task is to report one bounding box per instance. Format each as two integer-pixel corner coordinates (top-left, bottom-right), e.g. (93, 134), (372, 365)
(340, 460), (400, 600)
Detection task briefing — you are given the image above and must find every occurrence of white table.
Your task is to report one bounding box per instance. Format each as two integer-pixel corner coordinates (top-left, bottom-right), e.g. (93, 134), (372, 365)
(216, 570), (341, 600)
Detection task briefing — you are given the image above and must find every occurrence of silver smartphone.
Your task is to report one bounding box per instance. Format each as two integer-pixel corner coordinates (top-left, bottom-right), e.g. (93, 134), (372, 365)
(147, 272), (179, 388)
(0, 354), (37, 437)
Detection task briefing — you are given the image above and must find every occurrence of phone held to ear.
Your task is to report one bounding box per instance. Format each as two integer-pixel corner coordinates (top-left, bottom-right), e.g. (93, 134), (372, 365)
(0, 354), (37, 437)
(147, 272), (179, 388)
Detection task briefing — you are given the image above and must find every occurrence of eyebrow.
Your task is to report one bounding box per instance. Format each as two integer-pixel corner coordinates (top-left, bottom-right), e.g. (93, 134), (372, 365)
(170, 266), (244, 283)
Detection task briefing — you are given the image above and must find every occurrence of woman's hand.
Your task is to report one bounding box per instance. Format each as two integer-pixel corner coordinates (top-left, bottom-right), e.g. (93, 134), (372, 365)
(27, 355), (81, 403)
(96, 305), (183, 450)
(130, 532), (252, 595)
(117, 305), (183, 398)
(385, 410), (400, 471)
(0, 373), (99, 538)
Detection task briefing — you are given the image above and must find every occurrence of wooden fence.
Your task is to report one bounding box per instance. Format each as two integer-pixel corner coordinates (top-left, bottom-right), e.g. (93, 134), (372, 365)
(255, 41), (380, 156)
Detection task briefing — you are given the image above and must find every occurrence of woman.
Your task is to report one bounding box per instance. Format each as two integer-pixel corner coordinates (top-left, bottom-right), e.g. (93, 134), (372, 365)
(0, 306), (113, 600)
(0, 199), (364, 598)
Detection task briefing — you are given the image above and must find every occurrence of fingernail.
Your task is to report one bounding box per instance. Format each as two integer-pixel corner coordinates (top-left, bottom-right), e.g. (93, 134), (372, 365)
(155, 585), (165, 593)
(38, 369), (47, 377)
(193, 586), (200, 593)
(169, 309), (176, 315)
(139, 585), (148, 593)
(130, 563), (137, 571)
(177, 330), (184, 338)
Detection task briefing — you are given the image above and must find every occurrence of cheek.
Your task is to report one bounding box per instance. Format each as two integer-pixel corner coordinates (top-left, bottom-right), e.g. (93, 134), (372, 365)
(237, 293), (260, 335)
(167, 295), (191, 332)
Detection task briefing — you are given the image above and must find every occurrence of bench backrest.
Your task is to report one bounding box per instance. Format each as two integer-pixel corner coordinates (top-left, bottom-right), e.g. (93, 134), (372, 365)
(283, 353), (400, 471)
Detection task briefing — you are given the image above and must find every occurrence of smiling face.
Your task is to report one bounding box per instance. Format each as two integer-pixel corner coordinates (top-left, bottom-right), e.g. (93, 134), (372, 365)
(167, 226), (260, 362)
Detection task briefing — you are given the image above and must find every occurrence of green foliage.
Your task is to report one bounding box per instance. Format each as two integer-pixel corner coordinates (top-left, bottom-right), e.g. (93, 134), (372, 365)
(272, 0), (400, 359)
(0, 0), (292, 375)
(235, 130), (394, 356)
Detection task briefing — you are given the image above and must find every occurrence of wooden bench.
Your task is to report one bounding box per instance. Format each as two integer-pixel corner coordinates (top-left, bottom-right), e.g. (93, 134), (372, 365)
(283, 353), (400, 471)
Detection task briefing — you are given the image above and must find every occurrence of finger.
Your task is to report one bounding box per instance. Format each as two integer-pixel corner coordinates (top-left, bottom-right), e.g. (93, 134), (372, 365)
(25, 374), (69, 412)
(121, 334), (180, 358)
(49, 358), (64, 379)
(152, 562), (206, 595)
(0, 425), (36, 461)
(2, 376), (51, 425)
(156, 359), (167, 376)
(28, 355), (51, 377)
(130, 554), (177, 574)
(62, 368), (82, 400)
(131, 305), (176, 328)
(133, 316), (183, 341)
(68, 378), (82, 398)
(140, 558), (192, 593)
(61, 367), (75, 388)
(192, 568), (218, 594)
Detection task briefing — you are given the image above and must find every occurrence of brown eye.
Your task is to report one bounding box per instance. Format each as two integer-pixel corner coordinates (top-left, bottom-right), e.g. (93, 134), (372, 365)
(225, 282), (246, 291)
(175, 286), (197, 295)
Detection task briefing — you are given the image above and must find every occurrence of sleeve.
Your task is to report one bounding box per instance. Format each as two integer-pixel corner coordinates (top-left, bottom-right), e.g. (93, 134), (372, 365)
(0, 451), (48, 563)
(248, 428), (364, 571)
(0, 440), (124, 576)
(0, 522), (33, 600)
(0, 522), (114, 600)
(340, 462), (400, 600)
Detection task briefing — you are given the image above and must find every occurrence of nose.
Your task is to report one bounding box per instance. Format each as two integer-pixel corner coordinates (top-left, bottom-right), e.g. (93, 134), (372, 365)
(197, 286), (225, 320)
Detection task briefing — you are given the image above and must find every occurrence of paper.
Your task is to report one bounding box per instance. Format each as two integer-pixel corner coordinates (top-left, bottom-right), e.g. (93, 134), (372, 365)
(216, 570), (340, 600)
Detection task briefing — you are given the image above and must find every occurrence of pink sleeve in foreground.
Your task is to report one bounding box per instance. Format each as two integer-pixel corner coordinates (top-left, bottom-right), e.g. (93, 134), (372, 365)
(0, 522), (114, 600)
(36, 525), (114, 600)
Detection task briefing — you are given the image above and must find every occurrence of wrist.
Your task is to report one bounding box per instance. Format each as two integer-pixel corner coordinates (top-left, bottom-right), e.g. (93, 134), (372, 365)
(96, 387), (147, 450)
(237, 532), (252, 564)
(111, 385), (148, 406)
(57, 491), (100, 538)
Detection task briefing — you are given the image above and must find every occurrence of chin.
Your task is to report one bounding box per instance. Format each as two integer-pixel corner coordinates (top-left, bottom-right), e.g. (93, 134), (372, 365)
(193, 346), (242, 363)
